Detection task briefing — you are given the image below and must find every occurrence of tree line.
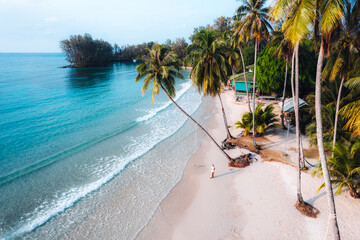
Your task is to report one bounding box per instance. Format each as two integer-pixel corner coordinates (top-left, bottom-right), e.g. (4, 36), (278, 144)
(113, 37), (189, 62)
(60, 34), (190, 67)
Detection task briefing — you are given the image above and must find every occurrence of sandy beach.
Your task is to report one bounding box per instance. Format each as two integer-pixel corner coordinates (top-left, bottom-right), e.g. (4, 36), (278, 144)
(137, 89), (360, 240)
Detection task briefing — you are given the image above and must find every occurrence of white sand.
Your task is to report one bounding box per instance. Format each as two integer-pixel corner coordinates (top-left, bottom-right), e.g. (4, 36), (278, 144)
(137, 89), (360, 240)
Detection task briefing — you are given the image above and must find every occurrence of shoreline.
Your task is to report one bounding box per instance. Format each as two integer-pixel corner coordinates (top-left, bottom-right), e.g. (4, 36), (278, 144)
(137, 89), (360, 239)
(137, 90), (253, 239)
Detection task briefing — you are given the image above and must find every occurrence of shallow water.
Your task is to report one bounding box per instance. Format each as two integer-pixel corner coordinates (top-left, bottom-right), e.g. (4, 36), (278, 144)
(0, 53), (213, 239)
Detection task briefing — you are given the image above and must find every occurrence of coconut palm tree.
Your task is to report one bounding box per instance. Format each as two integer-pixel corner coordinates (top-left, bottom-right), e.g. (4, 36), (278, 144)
(231, 15), (253, 113)
(233, 0), (273, 147)
(187, 29), (234, 140)
(136, 43), (232, 161)
(271, 0), (315, 211)
(314, 1), (345, 237)
(322, 0), (360, 152)
(267, 29), (293, 129)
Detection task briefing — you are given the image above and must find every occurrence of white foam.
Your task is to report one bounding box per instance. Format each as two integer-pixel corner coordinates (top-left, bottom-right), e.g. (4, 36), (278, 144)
(4, 83), (202, 239)
(136, 81), (192, 122)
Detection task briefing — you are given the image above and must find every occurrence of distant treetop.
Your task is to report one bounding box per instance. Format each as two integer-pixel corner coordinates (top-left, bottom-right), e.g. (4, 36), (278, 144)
(60, 33), (113, 67)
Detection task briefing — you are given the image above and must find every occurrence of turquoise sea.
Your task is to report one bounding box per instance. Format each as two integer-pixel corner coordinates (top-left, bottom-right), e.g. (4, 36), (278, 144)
(0, 53), (213, 239)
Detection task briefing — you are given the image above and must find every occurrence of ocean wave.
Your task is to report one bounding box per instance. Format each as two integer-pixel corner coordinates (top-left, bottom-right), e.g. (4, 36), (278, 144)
(0, 121), (138, 186)
(3, 85), (202, 239)
(135, 81), (192, 122)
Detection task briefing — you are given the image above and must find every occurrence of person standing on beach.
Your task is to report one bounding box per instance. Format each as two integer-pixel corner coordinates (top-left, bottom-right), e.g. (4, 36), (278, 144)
(210, 164), (215, 179)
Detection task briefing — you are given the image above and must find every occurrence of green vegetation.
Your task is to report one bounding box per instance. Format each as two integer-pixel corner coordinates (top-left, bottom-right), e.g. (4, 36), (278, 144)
(114, 42), (154, 61)
(313, 141), (360, 198)
(114, 38), (188, 63)
(60, 33), (113, 67)
(235, 103), (277, 136)
(256, 47), (286, 94)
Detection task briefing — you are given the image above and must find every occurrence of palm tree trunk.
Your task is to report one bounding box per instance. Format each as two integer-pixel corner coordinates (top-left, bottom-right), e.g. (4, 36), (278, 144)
(315, 42), (341, 240)
(290, 49), (305, 168)
(160, 84), (233, 161)
(238, 46), (252, 113)
(252, 39), (258, 146)
(281, 60), (288, 129)
(294, 44), (303, 203)
(291, 51), (295, 99)
(300, 137), (305, 169)
(218, 93), (233, 139)
(332, 76), (345, 155)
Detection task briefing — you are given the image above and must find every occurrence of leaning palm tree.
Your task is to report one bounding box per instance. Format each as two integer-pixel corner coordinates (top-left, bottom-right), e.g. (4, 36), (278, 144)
(187, 29), (234, 141)
(233, 0), (273, 147)
(135, 43), (233, 161)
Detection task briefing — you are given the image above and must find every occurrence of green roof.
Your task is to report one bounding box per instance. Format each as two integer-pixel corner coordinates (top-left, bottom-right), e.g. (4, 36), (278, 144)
(229, 72), (253, 82)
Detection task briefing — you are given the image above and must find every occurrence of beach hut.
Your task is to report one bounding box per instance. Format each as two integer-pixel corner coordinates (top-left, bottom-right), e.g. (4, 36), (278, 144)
(229, 72), (255, 101)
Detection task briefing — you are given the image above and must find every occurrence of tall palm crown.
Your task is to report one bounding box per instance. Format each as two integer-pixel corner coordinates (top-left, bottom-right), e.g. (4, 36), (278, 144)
(324, 0), (359, 81)
(187, 30), (229, 97)
(271, 0), (344, 45)
(268, 29), (293, 62)
(233, 0), (273, 42)
(135, 43), (184, 102)
(222, 30), (241, 74)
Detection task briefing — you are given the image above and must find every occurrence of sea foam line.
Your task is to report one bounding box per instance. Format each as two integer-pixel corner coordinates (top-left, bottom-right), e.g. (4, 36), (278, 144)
(0, 121), (138, 186)
(136, 81), (192, 122)
(4, 86), (201, 240)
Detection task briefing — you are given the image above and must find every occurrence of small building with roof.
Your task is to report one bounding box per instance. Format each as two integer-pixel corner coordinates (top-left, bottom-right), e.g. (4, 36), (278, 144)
(229, 71), (255, 101)
(278, 98), (307, 114)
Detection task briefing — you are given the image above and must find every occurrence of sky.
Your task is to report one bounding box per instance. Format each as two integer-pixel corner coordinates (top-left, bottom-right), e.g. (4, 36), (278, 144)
(0, 0), (244, 53)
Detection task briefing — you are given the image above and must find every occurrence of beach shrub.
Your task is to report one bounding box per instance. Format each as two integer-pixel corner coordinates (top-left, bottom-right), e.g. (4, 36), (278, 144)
(60, 33), (113, 67)
(235, 103), (277, 136)
(313, 141), (360, 198)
